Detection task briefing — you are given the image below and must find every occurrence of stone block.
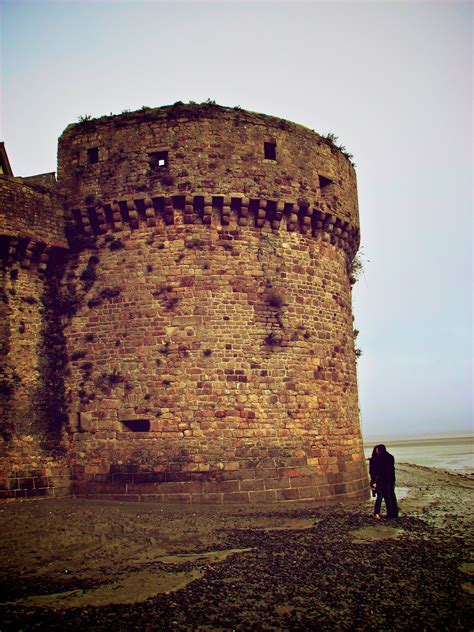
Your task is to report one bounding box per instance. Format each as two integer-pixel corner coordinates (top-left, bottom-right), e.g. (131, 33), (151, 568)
(111, 494), (141, 502)
(290, 475), (314, 488)
(162, 493), (192, 504)
(49, 476), (72, 488)
(276, 488), (300, 501)
(249, 490), (277, 503)
(0, 489), (15, 499)
(264, 477), (291, 490)
(240, 479), (264, 492)
(134, 471), (166, 484)
(153, 482), (186, 494)
(334, 483), (348, 495)
(192, 493), (223, 504)
(221, 468), (256, 481)
(73, 481), (127, 495)
(222, 492), (250, 503)
(298, 486), (319, 499)
(140, 494), (164, 503)
(202, 480), (240, 493)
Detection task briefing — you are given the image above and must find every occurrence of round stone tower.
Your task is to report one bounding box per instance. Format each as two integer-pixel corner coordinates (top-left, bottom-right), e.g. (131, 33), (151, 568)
(57, 103), (368, 503)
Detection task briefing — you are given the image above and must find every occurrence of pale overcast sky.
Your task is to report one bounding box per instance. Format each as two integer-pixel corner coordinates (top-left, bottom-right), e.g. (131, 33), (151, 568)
(1, 0), (472, 438)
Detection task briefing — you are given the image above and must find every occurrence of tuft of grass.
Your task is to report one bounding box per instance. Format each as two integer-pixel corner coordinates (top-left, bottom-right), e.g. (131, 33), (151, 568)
(349, 255), (363, 285)
(321, 131), (355, 164)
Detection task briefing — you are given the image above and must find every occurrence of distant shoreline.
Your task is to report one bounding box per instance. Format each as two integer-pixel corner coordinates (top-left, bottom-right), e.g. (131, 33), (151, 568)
(363, 433), (473, 446)
(362, 434), (473, 474)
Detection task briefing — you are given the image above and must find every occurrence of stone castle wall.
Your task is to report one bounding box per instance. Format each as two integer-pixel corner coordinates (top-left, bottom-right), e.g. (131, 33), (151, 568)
(0, 176), (70, 498)
(0, 176), (66, 246)
(0, 104), (368, 502)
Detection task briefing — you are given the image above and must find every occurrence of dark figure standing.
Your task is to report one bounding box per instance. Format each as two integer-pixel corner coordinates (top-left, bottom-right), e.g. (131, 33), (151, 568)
(369, 444), (399, 519)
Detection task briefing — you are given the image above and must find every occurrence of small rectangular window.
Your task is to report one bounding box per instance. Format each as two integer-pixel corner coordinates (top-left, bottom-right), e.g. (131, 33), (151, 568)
(264, 142), (276, 161)
(87, 147), (99, 164)
(149, 151), (168, 169)
(121, 419), (150, 432)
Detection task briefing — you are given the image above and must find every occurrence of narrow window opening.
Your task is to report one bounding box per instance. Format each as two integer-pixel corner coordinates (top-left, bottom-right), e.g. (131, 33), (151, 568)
(149, 151), (168, 170)
(264, 142), (276, 161)
(319, 175), (334, 189)
(121, 419), (150, 432)
(87, 147), (99, 164)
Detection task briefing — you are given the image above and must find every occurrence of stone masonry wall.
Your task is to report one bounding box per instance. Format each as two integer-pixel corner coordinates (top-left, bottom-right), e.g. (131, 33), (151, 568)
(54, 104), (368, 503)
(0, 104), (367, 503)
(58, 104), (359, 235)
(63, 221), (366, 503)
(0, 176), (66, 247)
(0, 177), (71, 499)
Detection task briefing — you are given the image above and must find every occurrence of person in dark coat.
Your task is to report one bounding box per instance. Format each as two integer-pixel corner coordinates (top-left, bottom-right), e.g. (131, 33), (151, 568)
(369, 444), (399, 519)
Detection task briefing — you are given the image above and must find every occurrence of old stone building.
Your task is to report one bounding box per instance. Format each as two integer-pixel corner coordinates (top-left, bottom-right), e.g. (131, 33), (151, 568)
(0, 103), (368, 503)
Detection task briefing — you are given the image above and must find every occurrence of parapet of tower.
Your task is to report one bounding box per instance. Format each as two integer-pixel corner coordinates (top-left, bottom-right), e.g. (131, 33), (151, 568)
(0, 103), (368, 503)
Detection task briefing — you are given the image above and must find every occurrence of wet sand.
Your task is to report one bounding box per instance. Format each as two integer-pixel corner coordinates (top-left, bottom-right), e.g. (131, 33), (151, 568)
(0, 463), (473, 630)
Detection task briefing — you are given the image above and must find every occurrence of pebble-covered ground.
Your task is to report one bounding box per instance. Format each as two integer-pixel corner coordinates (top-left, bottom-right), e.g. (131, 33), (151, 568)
(0, 463), (472, 631)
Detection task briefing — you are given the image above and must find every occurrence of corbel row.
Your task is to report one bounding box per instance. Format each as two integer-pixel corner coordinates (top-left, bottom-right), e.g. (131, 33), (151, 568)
(70, 193), (360, 256)
(0, 236), (55, 271)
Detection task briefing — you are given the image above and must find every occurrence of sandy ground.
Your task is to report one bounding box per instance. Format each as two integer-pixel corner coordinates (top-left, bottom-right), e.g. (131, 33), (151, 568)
(0, 463), (473, 631)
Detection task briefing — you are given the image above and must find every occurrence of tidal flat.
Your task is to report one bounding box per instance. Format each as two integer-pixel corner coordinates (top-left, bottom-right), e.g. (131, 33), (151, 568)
(0, 463), (472, 631)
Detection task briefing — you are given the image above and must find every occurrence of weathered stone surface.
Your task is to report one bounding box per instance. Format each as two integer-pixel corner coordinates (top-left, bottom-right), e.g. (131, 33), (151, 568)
(0, 103), (368, 503)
